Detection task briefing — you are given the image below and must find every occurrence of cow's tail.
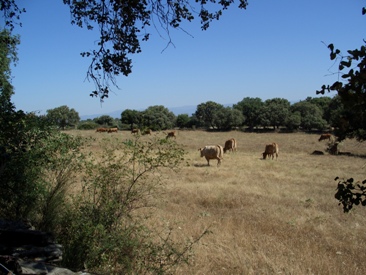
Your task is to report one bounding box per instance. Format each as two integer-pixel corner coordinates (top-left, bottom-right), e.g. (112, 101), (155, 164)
(217, 145), (224, 160)
(274, 143), (279, 160)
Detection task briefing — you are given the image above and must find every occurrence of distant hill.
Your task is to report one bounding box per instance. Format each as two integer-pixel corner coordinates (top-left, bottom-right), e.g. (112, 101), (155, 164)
(80, 110), (122, 120)
(168, 105), (198, 116)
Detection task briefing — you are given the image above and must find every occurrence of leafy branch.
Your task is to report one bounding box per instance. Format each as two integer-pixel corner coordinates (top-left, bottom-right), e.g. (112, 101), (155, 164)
(335, 177), (366, 213)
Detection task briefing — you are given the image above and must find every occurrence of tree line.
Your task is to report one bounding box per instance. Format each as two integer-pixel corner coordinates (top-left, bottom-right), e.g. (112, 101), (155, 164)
(45, 95), (342, 133)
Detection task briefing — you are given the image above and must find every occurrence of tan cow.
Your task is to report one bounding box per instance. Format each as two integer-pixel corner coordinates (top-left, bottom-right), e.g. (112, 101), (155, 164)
(318, 133), (333, 142)
(96, 127), (107, 133)
(108, 127), (118, 133)
(166, 131), (177, 139)
(223, 138), (237, 153)
(198, 145), (224, 166)
(263, 142), (279, 160)
(131, 128), (140, 134)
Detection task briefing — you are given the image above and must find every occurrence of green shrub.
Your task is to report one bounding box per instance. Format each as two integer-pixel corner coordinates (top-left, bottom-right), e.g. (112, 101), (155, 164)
(58, 136), (207, 274)
(34, 132), (87, 231)
(0, 109), (87, 231)
(0, 111), (50, 220)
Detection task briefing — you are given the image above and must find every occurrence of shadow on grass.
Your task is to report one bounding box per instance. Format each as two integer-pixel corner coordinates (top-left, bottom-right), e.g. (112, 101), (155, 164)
(310, 150), (366, 159)
(193, 163), (215, 167)
(338, 152), (366, 158)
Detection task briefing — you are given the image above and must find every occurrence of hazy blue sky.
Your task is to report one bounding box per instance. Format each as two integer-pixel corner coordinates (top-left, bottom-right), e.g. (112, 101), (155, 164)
(8, 0), (365, 116)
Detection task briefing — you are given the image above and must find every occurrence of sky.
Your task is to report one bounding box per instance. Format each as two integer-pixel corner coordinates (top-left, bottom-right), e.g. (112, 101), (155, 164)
(6, 0), (366, 117)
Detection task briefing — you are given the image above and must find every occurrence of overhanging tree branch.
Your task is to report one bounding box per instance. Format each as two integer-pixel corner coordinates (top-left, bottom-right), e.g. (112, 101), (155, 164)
(1, 0), (248, 100)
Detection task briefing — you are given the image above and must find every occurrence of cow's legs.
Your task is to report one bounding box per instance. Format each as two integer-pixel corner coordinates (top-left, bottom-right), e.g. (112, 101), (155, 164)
(205, 157), (210, 166)
(217, 158), (221, 166)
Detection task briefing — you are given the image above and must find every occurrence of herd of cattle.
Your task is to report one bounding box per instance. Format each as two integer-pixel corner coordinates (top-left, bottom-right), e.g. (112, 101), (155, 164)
(95, 127), (333, 167)
(198, 138), (279, 167)
(96, 127), (118, 133)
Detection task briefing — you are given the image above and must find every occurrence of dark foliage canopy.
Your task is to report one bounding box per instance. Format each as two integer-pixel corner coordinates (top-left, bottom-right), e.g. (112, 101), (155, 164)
(317, 42), (366, 141)
(335, 177), (366, 213)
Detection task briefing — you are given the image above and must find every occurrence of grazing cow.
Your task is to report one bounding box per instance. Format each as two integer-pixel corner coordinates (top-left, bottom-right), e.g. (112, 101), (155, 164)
(223, 138), (237, 153)
(144, 129), (152, 135)
(166, 131), (177, 139)
(96, 127), (108, 133)
(131, 128), (140, 134)
(262, 142), (279, 160)
(198, 145), (224, 166)
(107, 127), (118, 133)
(318, 133), (333, 142)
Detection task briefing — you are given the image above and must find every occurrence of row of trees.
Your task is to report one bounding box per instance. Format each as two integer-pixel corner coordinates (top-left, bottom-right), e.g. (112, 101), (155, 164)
(45, 95), (342, 132)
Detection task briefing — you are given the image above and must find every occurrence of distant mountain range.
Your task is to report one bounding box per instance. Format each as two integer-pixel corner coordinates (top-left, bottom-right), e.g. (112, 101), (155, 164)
(80, 105), (199, 120)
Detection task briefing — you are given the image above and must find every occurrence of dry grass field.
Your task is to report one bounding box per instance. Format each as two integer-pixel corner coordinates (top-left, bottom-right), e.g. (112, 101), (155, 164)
(69, 129), (366, 274)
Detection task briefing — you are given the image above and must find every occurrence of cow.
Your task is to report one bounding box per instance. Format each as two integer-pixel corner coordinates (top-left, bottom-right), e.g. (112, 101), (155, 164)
(262, 142), (279, 160)
(198, 145), (224, 166)
(107, 127), (118, 133)
(96, 127), (107, 133)
(223, 138), (237, 153)
(143, 129), (152, 135)
(131, 128), (140, 134)
(318, 133), (333, 142)
(166, 131), (177, 139)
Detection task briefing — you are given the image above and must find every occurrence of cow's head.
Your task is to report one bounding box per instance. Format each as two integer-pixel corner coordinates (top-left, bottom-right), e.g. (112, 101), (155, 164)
(262, 152), (267, 159)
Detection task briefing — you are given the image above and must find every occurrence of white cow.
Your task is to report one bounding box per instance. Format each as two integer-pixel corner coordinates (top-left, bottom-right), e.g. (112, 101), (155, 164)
(198, 145), (224, 166)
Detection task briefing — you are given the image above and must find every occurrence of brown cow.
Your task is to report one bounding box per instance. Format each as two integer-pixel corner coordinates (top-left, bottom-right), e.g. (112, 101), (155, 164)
(143, 129), (152, 135)
(131, 128), (140, 134)
(318, 133), (333, 142)
(198, 145), (224, 166)
(263, 142), (279, 160)
(166, 131), (177, 139)
(96, 127), (108, 133)
(107, 127), (118, 133)
(223, 138), (237, 153)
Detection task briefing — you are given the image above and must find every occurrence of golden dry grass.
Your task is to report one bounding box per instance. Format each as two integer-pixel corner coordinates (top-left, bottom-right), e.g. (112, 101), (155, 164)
(68, 129), (366, 274)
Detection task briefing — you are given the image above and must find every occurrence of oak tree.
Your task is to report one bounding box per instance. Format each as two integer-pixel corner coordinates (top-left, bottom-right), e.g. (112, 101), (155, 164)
(316, 6), (366, 213)
(195, 101), (224, 129)
(142, 105), (176, 130)
(121, 109), (142, 130)
(46, 105), (80, 130)
(233, 97), (264, 131)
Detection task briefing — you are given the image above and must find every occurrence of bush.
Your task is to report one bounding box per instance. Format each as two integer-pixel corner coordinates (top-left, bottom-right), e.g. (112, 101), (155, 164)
(1, 107), (207, 273)
(0, 110), (86, 230)
(0, 112), (50, 220)
(34, 132), (87, 231)
(58, 136), (207, 274)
